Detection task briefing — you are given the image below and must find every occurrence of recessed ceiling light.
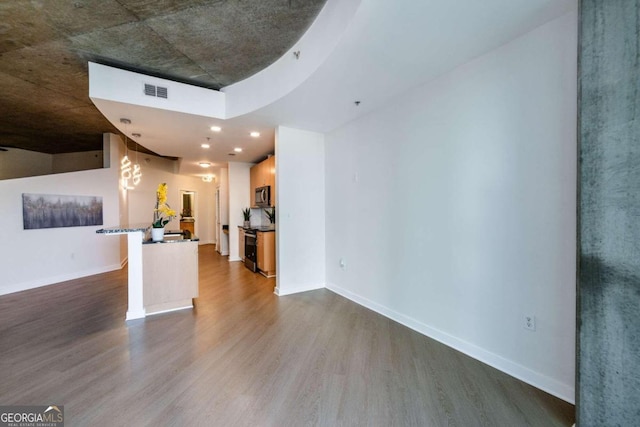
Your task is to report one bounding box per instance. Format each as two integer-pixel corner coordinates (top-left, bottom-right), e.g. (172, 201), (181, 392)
(234, 147), (242, 152)
(199, 162), (211, 168)
(250, 131), (260, 138)
(201, 143), (210, 149)
(210, 126), (221, 132)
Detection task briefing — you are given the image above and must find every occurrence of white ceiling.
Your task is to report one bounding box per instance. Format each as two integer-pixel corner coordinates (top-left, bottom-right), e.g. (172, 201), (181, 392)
(94, 0), (577, 178)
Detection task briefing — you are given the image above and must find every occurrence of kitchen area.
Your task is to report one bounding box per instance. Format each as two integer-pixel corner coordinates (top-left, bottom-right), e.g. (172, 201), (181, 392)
(235, 155), (277, 278)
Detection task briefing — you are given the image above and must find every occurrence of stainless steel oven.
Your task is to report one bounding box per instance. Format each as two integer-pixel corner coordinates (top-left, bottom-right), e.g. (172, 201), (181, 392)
(244, 230), (257, 272)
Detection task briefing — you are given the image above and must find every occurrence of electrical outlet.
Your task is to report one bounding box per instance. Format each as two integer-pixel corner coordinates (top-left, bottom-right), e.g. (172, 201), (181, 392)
(524, 315), (536, 331)
(339, 258), (347, 271)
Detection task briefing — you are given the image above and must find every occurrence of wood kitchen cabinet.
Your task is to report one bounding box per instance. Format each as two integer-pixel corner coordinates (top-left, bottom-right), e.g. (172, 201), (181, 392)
(249, 162), (261, 201)
(250, 155), (276, 207)
(256, 231), (276, 277)
(250, 159), (266, 188)
(179, 219), (195, 235)
(265, 155), (276, 206)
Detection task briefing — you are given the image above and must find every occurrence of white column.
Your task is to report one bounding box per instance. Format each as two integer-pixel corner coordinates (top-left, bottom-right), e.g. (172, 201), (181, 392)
(125, 231), (146, 320)
(274, 126), (326, 296)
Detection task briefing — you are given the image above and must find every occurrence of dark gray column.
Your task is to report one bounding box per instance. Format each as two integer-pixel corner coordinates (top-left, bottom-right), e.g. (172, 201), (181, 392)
(578, 0), (640, 425)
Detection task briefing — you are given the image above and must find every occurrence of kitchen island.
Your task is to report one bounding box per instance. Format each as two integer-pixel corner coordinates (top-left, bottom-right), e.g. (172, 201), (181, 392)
(142, 233), (199, 315)
(96, 225), (199, 321)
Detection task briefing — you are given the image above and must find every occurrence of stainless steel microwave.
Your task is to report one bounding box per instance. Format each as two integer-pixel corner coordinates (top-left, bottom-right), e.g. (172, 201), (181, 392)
(254, 185), (271, 207)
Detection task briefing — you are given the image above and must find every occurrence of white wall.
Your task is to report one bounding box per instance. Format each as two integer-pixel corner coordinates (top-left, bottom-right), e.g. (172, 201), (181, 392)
(0, 137), (122, 295)
(217, 168), (229, 256)
(0, 148), (105, 180)
(52, 151), (103, 174)
(227, 162), (252, 261)
(116, 135), (129, 265)
(275, 126), (325, 296)
(0, 148), (52, 179)
(324, 12), (577, 403)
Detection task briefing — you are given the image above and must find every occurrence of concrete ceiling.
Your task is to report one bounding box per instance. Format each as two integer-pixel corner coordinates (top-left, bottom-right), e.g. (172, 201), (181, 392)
(0, 0), (326, 155)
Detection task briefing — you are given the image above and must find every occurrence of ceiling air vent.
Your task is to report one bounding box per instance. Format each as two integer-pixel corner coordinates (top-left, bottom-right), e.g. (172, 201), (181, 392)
(144, 83), (156, 96)
(144, 83), (168, 99)
(156, 86), (168, 99)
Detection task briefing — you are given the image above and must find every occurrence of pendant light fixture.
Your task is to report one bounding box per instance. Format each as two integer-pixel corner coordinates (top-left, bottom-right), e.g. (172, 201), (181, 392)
(119, 118), (143, 188)
(120, 118), (133, 190)
(131, 132), (142, 186)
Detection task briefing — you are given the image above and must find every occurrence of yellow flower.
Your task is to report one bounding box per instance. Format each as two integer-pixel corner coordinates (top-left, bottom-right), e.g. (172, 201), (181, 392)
(156, 183), (168, 204)
(158, 205), (176, 217)
(152, 183), (175, 228)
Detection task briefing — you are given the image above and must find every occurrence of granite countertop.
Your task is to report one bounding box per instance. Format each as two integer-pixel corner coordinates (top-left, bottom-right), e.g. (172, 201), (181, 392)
(238, 225), (276, 232)
(143, 229), (199, 244)
(96, 224), (150, 234)
(143, 234), (199, 244)
(97, 225), (199, 243)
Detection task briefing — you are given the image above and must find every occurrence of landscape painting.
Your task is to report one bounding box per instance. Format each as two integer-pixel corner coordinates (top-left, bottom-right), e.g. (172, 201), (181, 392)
(22, 193), (103, 230)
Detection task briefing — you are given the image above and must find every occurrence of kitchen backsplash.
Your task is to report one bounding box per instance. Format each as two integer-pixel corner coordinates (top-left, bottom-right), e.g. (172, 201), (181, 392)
(249, 207), (275, 227)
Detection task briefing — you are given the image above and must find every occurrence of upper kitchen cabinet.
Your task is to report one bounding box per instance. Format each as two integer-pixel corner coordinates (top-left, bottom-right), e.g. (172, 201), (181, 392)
(250, 155), (276, 207)
(265, 156), (275, 206)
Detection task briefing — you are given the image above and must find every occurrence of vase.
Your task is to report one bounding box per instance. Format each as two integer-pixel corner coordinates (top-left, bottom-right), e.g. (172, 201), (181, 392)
(151, 227), (165, 242)
(243, 220), (250, 228)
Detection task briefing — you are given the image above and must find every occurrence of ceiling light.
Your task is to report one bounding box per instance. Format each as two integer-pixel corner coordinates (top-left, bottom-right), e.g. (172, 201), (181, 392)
(234, 147), (242, 152)
(201, 143), (210, 149)
(250, 131), (260, 137)
(210, 126), (222, 132)
(199, 162), (211, 168)
(132, 132), (141, 138)
(119, 118), (141, 188)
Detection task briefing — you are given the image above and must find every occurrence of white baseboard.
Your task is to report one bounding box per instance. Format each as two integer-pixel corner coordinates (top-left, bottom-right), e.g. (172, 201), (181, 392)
(228, 256), (242, 262)
(0, 263), (123, 296)
(126, 308), (146, 321)
(274, 282), (325, 296)
(326, 282), (575, 404)
(145, 299), (193, 316)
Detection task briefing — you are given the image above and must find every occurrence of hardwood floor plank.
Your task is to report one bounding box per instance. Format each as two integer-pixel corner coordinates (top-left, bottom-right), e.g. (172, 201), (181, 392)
(0, 245), (574, 426)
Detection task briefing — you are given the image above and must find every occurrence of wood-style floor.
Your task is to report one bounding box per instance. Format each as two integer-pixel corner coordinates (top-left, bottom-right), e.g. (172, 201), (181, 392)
(0, 245), (574, 426)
